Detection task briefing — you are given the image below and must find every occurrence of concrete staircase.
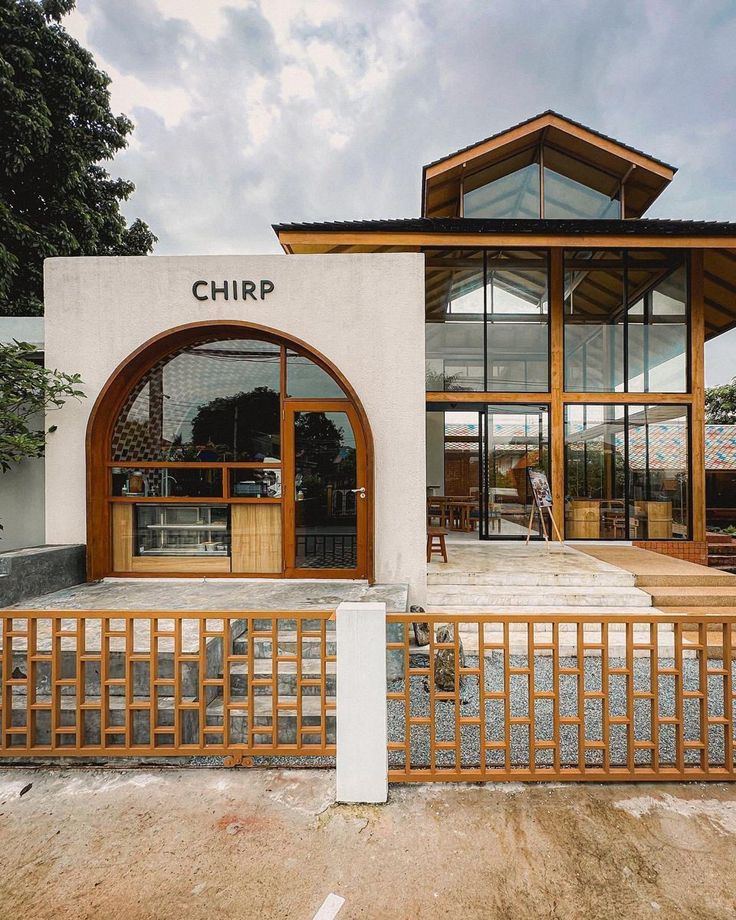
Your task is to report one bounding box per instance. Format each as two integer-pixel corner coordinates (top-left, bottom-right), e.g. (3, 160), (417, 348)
(426, 563), (654, 613)
(603, 546), (736, 614)
(565, 543), (736, 616)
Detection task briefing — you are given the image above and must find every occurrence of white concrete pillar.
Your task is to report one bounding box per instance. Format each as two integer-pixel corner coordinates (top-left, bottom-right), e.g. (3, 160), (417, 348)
(335, 601), (388, 804)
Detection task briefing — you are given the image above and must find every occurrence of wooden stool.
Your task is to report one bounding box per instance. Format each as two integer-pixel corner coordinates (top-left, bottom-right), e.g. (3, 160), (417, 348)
(427, 527), (448, 563)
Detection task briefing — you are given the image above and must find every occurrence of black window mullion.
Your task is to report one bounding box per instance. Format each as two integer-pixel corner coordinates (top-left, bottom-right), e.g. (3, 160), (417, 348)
(623, 253), (630, 393)
(623, 404), (631, 540)
(483, 250), (488, 392)
(481, 409), (488, 539)
(686, 251), (692, 393)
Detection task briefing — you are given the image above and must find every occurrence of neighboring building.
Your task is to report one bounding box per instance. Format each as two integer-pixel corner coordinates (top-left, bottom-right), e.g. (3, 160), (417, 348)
(38, 111), (736, 601)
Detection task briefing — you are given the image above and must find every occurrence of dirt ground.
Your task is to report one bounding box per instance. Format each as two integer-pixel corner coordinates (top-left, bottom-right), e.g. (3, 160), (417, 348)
(0, 768), (735, 919)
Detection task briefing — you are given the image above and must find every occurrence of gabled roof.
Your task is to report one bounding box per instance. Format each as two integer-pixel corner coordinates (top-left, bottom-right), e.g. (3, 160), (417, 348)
(422, 111), (677, 220)
(424, 110), (677, 173)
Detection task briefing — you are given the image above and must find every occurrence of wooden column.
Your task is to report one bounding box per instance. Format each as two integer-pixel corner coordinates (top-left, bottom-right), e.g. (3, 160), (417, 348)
(550, 248), (565, 539)
(690, 250), (706, 542)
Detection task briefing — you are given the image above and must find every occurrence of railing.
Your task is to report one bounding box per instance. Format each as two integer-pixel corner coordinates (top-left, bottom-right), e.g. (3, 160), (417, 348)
(386, 613), (736, 782)
(0, 611), (335, 759)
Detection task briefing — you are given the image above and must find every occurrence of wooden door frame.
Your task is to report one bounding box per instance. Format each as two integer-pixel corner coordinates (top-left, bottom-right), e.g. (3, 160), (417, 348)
(85, 320), (375, 583)
(283, 400), (369, 579)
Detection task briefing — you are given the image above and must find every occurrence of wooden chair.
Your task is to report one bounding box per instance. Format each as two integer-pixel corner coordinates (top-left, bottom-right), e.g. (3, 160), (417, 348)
(427, 527), (448, 563)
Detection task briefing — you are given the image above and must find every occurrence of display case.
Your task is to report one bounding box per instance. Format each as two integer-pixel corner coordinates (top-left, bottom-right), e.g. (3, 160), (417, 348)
(133, 504), (231, 556)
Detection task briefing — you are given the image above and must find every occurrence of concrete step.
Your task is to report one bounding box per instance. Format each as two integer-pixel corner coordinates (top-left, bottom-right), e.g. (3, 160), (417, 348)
(652, 606), (736, 617)
(635, 571), (736, 587)
(426, 584), (653, 608)
(427, 571), (636, 587)
(425, 605), (668, 616)
(644, 586), (736, 608)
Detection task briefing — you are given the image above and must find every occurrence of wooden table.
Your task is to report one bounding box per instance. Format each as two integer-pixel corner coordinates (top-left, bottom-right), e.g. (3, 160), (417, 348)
(426, 497), (477, 532)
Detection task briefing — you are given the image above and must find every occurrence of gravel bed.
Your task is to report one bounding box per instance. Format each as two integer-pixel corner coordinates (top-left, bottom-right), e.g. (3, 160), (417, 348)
(387, 653), (732, 771)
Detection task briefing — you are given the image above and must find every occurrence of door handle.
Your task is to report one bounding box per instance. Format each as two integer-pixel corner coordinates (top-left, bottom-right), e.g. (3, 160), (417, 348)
(351, 487), (367, 499)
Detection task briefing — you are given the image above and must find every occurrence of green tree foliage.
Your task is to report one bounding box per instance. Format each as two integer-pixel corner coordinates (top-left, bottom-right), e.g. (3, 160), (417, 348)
(190, 388), (281, 460)
(0, 0), (157, 316)
(0, 340), (85, 472)
(706, 381), (736, 424)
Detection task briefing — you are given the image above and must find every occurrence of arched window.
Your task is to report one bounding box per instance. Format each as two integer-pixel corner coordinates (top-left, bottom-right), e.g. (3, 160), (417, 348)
(87, 323), (370, 581)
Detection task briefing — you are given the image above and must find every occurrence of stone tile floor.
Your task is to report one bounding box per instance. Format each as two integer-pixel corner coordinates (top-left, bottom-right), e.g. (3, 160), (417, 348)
(8, 578), (409, 612)
(428, 540), (628, 580)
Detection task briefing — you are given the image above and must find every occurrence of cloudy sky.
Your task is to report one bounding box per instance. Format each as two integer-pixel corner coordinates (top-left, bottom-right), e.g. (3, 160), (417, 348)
(63, 0), (736, 383)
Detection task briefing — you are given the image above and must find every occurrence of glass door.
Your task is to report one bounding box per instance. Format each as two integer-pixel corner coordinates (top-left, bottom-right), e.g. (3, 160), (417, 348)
(283, 401), (368, 577)
(482, 405), (549, 538)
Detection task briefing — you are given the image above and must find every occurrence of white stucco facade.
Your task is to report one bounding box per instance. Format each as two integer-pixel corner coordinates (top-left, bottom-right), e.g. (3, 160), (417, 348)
(43, 253), (427, 600)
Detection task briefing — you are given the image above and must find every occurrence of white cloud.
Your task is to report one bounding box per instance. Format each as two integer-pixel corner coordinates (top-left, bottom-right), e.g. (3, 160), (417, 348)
(59, 0), (736, 386)
(279, 64), (316, 101)
(153, 0), (232, 39)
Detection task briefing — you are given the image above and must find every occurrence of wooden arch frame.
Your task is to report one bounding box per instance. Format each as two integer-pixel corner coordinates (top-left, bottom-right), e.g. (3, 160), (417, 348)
(85, 320), (375, 581)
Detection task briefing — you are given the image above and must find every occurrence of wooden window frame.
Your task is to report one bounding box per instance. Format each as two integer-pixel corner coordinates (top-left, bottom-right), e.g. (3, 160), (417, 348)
(86, 321), (375, 581)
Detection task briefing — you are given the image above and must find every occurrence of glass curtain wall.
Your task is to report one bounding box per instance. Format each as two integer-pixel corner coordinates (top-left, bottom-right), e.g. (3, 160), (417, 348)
(564, 250), (689, 393)
(565, 405), (626, 539)
(565, 404), (689, 540)
(628, 405), (689, 539)
(564, 252), (625, 391)
(485, 405), (549, 537)
(486, 251), (549, 391)
(543, 148), (621, 219)
(425, 406), (550, 540)
(425, 409), (481, 540)
(426, 249), (549, 393)
(425, 250), (484, 392)
(463, 149), (541, 219)
(627, 254), (688, 392)
(462, 145), (622, 220)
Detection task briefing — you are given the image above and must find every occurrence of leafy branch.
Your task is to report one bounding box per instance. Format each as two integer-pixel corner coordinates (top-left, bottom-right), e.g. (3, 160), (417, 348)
(0, 340), (85, 472)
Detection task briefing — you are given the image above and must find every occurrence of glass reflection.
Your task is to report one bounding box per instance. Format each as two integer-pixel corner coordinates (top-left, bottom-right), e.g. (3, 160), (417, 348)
(544, 168), (620, 219)
(486, 253), (548, 391)
(294, 411), (358, 569)
(564, 252), (625, 392)
(565, 405), (626, 538)
(564, 404), (689, 539)
(425, 250), (484, 391)
(425, 250), (549, 392)
(112, 339), (281, 462)
(286, 351), (346, 398)
(628, 405), (689, 539)
(464, 163), (540, 219)
(627, 258), (687, 392)
(486, 406), (549, 537)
